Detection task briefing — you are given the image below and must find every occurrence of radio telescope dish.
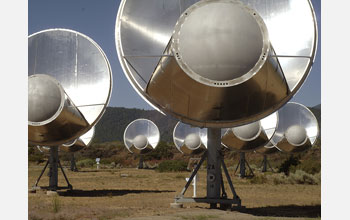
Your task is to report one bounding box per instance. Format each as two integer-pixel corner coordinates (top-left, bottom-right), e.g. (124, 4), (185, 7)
(255, 142), (281, 155)
(36, 146), (51, 155)
(60, 126), (95, 153)
(116, 0), (317, 128)
(28, 29), (112, 146)
(271, 102), (319, 153)
(173, 121), (208, 155)
(123, 119), (160, 154)
(221, 112), (278, 152)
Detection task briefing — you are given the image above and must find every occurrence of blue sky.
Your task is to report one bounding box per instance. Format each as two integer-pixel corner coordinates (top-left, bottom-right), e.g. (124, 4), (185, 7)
(29, 0), (321, 109)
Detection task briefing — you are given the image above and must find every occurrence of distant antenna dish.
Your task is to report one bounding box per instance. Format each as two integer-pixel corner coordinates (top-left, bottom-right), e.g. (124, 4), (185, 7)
(36, 146), (51, 155)
(60, 126), (95, 153)
(116, 0), (317, 128)
(221, 112), (278, 152)
(271, 102), (319, 153)
(255, 142), (281, 155)
(123, 119), (160, 154)
(173, 121), (208, 155)
(28, 29), (112, 146)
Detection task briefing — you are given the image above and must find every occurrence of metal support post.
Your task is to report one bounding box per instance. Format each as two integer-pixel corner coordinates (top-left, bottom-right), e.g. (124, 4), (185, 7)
(207, 128), (222, 208)
(49, 146), (59, 190)
(239, 152), (246, 178)
(70, 153), (78, 172)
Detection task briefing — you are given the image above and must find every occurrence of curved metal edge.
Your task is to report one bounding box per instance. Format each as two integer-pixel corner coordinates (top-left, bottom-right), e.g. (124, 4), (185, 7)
(287, 102), (320, 145)
(28, 74), (66, 126)
(171, 0), (270, 87)
(29, 28), (113, 130)
(115, 4), (166, 115)
(115, 0), (318, 128)
(123, 118), (160, 153)
(270, 102), (319, 147)
(172, 121), (184, 154)
(282, 0), (318, 98)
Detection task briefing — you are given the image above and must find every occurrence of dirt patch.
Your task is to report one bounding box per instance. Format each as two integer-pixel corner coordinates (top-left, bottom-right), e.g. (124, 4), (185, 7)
(28, 165), (320, 220)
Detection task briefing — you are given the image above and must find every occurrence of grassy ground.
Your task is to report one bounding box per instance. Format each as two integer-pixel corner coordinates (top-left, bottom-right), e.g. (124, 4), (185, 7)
(28, 164), (320, 220)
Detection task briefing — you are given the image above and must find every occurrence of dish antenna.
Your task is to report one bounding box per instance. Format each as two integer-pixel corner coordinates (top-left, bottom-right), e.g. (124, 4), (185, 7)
(173, 122), (208, 155)
(116, 0), (318, 209)
(116, 0), (317, 128)
(271, 102), (319, 153)
(61, 126), (95, 172)
(221, 112), (278, 178)
(123, 119), (160, 154)
(60, 126), (95, 153)
(29, 29), (112, 191)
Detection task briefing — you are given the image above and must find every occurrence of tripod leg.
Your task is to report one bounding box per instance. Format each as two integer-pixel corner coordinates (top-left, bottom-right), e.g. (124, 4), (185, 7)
(245, 160), (254, 177)
(34, 160), (49, 187)
(267, 159), (274, 172)
(234, 159), (240, 175)
(179, 151), (207, 196)
(58, 160), (73, 190)
(221, 159), (239, 199)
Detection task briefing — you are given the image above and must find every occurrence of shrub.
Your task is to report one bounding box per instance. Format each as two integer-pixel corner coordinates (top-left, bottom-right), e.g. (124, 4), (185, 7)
(157, 160), (187, 172)
(144, 142), (174, 160)
(288, 170), (318, 185)
(76, 158), (95, 168)
(272, 170), (320, 185)
(249, 175), (268, 184)
(272, 173), (288, 185)
(278, 155), (300, 176)
(28, 154), (46, 164)
(296, 159), (321, 175)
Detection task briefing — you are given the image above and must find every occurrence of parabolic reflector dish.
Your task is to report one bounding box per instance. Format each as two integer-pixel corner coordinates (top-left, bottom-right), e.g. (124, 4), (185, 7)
(255, 141), (281, 155)
(173, 121), (208, 155)
(28, 29), (112, 146)
(221, 112), (278, 152)
(60, 126), (95, 153)
(271, 102), (319, 153)
(123, 119), (160, 154)
(36, 146), (51, 155)
(115, 0), (317, 128)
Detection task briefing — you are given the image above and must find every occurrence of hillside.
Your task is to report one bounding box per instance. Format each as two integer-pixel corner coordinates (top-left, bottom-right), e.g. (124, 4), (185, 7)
(94, 104), (321, 144)
(94, 107), (178, 143)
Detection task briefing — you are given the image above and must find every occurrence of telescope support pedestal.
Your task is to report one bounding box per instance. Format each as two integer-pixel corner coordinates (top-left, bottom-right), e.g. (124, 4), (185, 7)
(234, 152), (254, 178)
(33, 146), (73, 191)
(260, 155), (274, 172)
(174, 128), (241, 209)
(70, 153), (78, 172)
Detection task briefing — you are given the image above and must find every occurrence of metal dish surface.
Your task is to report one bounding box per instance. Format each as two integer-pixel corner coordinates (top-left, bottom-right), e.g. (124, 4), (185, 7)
(271, 102), (319, 153)
(173, 121), (208, 154)
(28, 29), (112, 145)
(115, 0), (317, 128)
(60, 126), (95, 153)
(123, 119), (160, 154)
(255, 141), (281, 155)
(221, 112), (278, 152)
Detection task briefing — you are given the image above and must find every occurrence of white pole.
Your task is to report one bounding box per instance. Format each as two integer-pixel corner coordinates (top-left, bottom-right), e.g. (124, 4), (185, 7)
(193, 171), (197, 197)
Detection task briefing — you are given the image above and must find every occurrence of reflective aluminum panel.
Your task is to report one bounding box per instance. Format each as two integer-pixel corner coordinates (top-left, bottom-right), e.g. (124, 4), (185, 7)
(173, 121), (208, 155)
(60, 126), (95, 153)
(28, 29), (112, 146)
(116, 0), (317, 128)
(271, 102), (319, 153)
(221, 112), (278, 152)
(255, 141), (281, 155)
(123, 119), (160, 154)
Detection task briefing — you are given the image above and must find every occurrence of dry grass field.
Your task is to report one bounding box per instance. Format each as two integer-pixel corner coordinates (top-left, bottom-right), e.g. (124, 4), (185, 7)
(28, 164), (320, 220)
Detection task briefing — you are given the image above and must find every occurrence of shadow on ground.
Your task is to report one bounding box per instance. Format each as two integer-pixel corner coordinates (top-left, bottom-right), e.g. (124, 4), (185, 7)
(239, 205), (321, 218)
(58, 189), (175, 197)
